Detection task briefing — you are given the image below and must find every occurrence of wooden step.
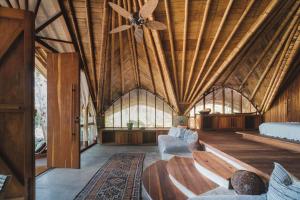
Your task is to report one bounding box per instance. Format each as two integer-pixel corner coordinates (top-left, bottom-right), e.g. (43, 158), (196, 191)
(192, 151), (237, 188)
(166, 156), (217, 198)
(143, 160), (187, 200)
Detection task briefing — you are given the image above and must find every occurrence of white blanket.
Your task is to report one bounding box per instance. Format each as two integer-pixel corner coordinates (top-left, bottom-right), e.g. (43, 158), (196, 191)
(259, 122), (300, 142)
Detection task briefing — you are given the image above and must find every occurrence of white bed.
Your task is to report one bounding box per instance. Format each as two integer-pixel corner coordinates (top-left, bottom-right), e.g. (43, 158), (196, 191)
(259, 122), (300, 142)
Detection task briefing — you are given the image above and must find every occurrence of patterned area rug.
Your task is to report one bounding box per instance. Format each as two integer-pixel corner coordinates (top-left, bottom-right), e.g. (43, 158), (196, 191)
(74, 153), (145, 200)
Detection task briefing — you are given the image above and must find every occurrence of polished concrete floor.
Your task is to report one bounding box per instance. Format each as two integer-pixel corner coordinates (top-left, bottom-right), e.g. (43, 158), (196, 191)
(36, 144), (160, 200)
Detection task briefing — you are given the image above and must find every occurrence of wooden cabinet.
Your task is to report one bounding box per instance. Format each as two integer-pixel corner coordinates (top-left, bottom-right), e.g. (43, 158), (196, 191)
(98, 128), (169, 145)
(197, 114), (261, 131)
(130, 132), (143, 144)
(115, 132), (129, 144)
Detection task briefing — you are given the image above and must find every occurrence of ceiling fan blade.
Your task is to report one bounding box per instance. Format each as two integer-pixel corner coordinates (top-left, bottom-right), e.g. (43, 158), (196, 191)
(108, 2), (132, 19)
(134, 27), (144, 43)
(110, 25), (132, 34)
(145, 21), (167, 30)
(139, 0), (158, 19)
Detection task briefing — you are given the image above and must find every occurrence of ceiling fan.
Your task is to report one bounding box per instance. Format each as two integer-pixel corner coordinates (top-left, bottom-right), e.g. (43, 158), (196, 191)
(108, 0), (167, 43)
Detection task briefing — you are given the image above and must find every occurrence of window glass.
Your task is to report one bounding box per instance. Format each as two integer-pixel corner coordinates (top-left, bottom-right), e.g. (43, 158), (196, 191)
(214, 89), (223, 114)
(164, 102), (172, 127)
(122, 93), (130, 127)
(233, 90), (241, 113)
(224, 88), (232, 114)
(205, 92), (213, 112)
(156, 97), (164, 127)
(188, 87), (257, 116)
(130, 90), (138, 127)
(242, 96), (251, 113)
(104, 89), (174, 128)
(139, 89), (147, 127)
(105, 106), (113, 127)
(147, 92), (156, 127)
(113, 99), (121, 127)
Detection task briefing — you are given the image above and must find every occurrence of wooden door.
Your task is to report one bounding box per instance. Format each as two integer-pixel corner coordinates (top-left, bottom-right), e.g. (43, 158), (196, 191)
(0, 8), (34, 199)
(47, 53), (80, 169)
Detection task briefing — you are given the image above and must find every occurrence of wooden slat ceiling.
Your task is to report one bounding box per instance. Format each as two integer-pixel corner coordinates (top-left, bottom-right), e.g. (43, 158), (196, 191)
(1, 0), (299, 115)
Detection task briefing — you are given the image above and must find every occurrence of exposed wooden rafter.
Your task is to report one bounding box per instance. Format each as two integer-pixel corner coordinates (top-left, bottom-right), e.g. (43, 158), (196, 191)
(141, 30), (156, 93)
(180, 0), (189, 101)
(97, 0), (109, 112)
(34, 0), (42, 18)
(5, 0), (12, 8)
(35, 11), (63, 33)
(261, 10), (300, 111)
(35, 37), (58, 53)
(238, 2), (296, 91)
(184, 0), (279, 115)
(118, 0), (124, 93)
(183, 0), (212, 101)
(15, 0), (20, 9)
(264, 25), (300, 112)
(187, 0), (234, 102)
(66, 0), (96, 102)
(164, 0), (178, 98)
(85, 0), (98, 93)
(36, 36), (73, 44)
(250, 14), (298, 100)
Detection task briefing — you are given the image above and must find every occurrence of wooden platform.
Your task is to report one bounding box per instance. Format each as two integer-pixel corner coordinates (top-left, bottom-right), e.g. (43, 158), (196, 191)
(236, 131), (300, 153)
(193, 151), (237, 188)
(198, 131), (300, 179)
(167, 156), (217, 197)
(143, 160), (187, 200)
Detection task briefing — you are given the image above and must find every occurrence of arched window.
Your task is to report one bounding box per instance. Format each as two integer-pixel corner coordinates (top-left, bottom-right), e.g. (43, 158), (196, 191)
(105, 89), (175, 128)
(188, 87), (258, 128)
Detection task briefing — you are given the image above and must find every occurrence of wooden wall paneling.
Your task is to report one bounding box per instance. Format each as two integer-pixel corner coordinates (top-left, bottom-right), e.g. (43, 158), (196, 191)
(0, 7), (34, 200)
(47, 53), (80, 169)
(264, 65), (300, 122)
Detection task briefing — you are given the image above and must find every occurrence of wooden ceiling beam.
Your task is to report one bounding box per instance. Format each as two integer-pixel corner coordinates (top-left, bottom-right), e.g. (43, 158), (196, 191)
(187, 0), (234, 102)
(261, 11), (300, 111)
(85, 0), (98, 93)
(25, 0), (28, 10)
(66, 0), (96, 102)
(129, 0), (140, 87)
(164, 0), (179, 98)
(34, 0), (42, 18)
(250, 7), (299, 100)
(183, 0), (211, 101)
(184, 0), (279, 115)
(36, 36), (73, 44)
(137, 0), (179, 112)
(5, 0), (12, 8)
(99, 0), (111, 112)
(142, 34), (156, 93)
(238, 1), (297, 91)
(35, 11), (63, 33)
(264, 25), (300, 112)
(15, 0), (20, 9)
(118, 0), (124, 93)
(110, 0), (116, 101)
(123, 0), (139, 87)
(35, 38), (58, 53)
(180, 0), (189, 101)
(97, 0), (109, 112)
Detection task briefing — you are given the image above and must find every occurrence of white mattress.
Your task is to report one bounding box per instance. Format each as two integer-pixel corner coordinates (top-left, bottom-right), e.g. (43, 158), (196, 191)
(259, 122), (300, 142)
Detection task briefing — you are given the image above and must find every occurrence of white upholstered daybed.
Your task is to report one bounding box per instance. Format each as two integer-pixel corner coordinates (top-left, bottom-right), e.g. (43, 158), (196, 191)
(259, 122), (300, 142)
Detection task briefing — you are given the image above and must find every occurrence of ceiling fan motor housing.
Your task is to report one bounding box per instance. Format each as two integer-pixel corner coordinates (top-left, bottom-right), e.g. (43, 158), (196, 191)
(131, 12), (145, 26)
